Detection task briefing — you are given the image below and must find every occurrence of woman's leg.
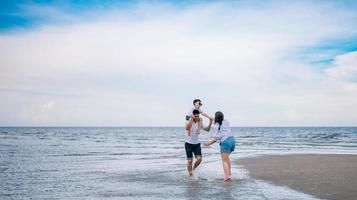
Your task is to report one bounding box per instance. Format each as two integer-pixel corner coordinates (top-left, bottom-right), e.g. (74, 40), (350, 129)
(228, 152), (232, 177)
(228, 138), (235, 178)
(221, 153), (230, 180)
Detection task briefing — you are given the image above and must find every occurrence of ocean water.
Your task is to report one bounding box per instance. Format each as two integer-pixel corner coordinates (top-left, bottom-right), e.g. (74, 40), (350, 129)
(1, 127), (356, 199)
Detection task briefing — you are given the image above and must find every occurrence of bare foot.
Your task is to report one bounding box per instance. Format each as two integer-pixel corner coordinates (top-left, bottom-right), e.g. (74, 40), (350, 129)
(224, 176), (231, 182)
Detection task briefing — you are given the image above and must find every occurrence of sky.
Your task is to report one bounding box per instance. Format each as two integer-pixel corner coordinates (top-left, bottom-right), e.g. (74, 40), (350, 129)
(0, 0), (357, 127)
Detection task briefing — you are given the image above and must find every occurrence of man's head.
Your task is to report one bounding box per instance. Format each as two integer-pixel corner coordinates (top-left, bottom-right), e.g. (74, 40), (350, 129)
(193, 99), (202, 108)
(192, 109), (200, 121)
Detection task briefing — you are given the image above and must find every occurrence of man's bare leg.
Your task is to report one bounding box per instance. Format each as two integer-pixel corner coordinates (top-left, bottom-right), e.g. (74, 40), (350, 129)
(187, 159), (193, 176)
(193, 156), (202, 171)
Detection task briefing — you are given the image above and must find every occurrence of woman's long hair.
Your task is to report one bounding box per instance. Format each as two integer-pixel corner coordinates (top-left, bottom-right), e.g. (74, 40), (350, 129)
(214, 111), (224, 130)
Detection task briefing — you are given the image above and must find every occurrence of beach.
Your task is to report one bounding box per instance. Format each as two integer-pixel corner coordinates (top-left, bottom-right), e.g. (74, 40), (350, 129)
(238, 154), (357, 200)
(1, 127), (356, 199)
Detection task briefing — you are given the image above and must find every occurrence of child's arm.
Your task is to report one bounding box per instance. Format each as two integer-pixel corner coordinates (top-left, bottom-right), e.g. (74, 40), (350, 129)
(201, 112), (211, 119)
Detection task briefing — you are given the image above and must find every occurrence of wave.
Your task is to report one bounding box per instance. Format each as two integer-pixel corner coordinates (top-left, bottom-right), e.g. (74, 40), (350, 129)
(299, 132), (356, 141)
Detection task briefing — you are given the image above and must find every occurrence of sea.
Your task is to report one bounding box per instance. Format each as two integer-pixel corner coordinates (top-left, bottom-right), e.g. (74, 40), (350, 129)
(1, 127), (357, 199)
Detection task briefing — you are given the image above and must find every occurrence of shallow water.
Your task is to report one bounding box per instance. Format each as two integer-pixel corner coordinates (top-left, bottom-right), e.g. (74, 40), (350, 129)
(1, 127), (356, 199)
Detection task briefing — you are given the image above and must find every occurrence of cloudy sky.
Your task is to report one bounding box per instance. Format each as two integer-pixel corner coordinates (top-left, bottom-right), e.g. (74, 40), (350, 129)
(1, 0), (357, 126)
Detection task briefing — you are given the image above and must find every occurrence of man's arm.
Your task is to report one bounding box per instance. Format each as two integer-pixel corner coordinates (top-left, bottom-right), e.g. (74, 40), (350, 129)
(196, 118), (203, 134)
(185, 118), (194, 136)
(202, 118), (213, 132)
(186, 118), (194, 130)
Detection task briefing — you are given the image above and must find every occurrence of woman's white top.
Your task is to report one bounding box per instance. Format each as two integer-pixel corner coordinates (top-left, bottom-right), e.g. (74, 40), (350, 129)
(212, 119), (233, 143)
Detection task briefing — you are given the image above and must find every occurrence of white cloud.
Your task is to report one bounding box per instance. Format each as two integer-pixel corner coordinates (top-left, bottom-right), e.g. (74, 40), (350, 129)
(0, 1), (357, 126)
(325, 51), (357, 82)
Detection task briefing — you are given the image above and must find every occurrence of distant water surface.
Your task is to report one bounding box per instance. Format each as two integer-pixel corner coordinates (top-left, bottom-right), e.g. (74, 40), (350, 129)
(1, 127), (356, 199)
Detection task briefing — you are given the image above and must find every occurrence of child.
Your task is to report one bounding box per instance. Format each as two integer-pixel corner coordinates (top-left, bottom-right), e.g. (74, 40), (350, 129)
(185, 99), (212, 121)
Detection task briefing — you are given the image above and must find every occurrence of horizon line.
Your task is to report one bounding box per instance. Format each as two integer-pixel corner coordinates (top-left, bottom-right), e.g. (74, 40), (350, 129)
(1, 126), (357, 128)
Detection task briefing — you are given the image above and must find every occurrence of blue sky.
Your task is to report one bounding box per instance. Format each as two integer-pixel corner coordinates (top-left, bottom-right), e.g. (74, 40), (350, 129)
(1, 0), (357, 126)
(0, 0), (215, 31)
(0, 0), (137, 29)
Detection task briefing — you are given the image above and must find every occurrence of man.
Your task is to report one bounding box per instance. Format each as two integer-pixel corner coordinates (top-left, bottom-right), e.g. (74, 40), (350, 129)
(185, 109), (213, 176)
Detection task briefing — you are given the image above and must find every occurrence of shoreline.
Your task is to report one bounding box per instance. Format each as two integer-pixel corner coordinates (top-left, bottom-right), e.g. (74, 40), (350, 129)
(237, 154), (357, 200)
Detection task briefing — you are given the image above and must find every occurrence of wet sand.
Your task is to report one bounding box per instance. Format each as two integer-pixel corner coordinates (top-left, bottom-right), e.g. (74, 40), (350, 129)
(238, 154), (357, 200)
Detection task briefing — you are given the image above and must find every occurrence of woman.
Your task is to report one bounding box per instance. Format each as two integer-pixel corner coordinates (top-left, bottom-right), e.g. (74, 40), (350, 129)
(204, 111), (236, 181)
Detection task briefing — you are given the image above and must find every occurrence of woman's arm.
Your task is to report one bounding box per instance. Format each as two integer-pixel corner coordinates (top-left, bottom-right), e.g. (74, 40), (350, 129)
(204, 125), (223, 146)
(204, 139), (216, 147)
